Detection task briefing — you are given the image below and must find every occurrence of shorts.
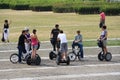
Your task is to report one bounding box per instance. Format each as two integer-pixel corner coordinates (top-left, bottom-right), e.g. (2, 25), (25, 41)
(102, 40), (107, 47)
(32, 44), (38, 50)
(60, 43), (68, 53)
(99, 20), (105, 28)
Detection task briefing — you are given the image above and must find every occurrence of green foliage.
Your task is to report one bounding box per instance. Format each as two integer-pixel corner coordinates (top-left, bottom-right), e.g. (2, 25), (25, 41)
(101, 3), (120, 15)
(10, 4), (29, 10)
(0, 0), (120, 15)
(52, 3), (75, 13)
(75, 6), (100, 14)
(0, 3), (9, 9)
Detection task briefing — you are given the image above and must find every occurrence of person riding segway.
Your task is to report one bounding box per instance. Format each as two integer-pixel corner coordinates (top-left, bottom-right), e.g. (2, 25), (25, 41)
(97, 25), (112, 61)
(68, 30), (84, 61)
(49, 24), (60, 60)
(26, 29), (41, 65)
(56, 30), (70, 65)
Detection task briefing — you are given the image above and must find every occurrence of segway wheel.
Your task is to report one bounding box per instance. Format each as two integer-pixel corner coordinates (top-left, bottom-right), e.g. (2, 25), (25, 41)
(98, 52), (104, 61)
(66, 57), (70, 65)
(35, 54), (41, 65)
(56, 56), (60, 65)
(10, 53), (19, 64)
(49, 51), (57, 60)
(26, 55), (31, 65)
(105, 52), (112, 61)
(68, 52), (76, 61)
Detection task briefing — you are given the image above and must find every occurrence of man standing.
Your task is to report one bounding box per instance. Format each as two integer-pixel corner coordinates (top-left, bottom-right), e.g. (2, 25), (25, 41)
(57, 30), (68, 60)
(18, 30), (27, 63)
(99, 12), (105, 28)
(50, 24), (60, 52)
(72, 30), (84, 60)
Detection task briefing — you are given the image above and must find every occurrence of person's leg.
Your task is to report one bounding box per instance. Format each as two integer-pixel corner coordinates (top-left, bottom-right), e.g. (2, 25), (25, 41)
(72, 41), (75, 49)
(7, 29), (9, 42)
(18, 46), (22, 63)
(78, 44), (84, 58)
(50, 38), (55, 51)
(65, 43), (68, 59)
(60, 43), (65, 60)
(103, 40), (107, 54)
(53, 39), (56, 51)
(103, 47), (107, 54)
(72, 42), (78, 51)
(57, 41), (60, 52)
(3, 31), (7, 42)
(31, 45), (35, 59)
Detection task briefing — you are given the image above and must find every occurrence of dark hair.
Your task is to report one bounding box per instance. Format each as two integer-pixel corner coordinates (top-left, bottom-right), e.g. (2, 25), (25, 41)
(55, 24), (59, 28)
(5, 20), (8, 23)
(33, 29), (37, 34)
(60, 30), (63, 33)
(102, 25), (107, 29)
(22, 30), (26, 34)
(77, 30), (80, 34)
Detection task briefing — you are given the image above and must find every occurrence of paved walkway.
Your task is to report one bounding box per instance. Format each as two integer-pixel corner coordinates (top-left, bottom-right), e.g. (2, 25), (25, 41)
(0, 42), (120, 80)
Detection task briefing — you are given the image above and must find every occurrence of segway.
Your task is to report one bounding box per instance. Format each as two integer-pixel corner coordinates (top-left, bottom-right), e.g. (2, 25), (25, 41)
(56, 52), (70, 65)
(68, 45), (81, 61)
(26, 42), (41, 65)
(26, 54), (41, 65)
(10, 50), (32, 64)
(97, 40), (112, 61)
(49, 51), (57, 60)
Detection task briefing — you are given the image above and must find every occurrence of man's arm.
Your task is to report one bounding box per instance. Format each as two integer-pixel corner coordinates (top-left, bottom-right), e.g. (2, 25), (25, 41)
(50, 29), (53, 39)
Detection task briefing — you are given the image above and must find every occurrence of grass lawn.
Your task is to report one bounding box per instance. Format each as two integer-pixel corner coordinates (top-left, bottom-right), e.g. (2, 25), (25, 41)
(0, 9), (120, 44)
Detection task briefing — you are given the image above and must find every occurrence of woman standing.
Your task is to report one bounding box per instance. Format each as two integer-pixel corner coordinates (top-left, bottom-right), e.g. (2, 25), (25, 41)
(2, 20), (11, 42)
(31, 29), (39, 59)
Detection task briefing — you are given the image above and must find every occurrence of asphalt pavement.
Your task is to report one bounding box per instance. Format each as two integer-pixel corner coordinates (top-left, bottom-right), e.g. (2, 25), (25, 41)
(0, 42), (120, 80)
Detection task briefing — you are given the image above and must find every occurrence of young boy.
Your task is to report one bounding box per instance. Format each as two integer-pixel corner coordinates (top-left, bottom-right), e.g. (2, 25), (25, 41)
(72, 30), (84, 59)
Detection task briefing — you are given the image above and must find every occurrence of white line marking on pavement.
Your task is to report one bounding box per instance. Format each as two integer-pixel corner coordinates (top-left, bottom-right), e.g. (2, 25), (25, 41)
(0, 46), (120, 52)
(0, 38), (120, 44)
(0, 54), (120, 62)
(2, 72), (120, 80)
(0, 67), (55, 72)
(0, 63), (120, 72)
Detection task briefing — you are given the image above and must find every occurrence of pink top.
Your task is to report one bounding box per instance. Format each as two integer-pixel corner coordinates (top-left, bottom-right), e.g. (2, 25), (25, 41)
(100, 12), (105, 20)
(31, 35), (38, 46)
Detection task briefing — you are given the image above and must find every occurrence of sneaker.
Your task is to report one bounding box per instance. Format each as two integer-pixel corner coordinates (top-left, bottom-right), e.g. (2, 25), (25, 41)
(80, 58), (84, 61)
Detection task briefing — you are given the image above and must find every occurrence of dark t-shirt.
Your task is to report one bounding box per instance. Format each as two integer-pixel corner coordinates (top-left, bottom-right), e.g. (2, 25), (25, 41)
(51, 28), (60, 39)
(4, 24), (9, 29)
(18, 34), (27, 47)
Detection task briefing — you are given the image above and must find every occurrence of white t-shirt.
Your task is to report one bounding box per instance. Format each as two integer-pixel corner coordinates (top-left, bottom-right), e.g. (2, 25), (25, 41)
(58, 33), (67, 44)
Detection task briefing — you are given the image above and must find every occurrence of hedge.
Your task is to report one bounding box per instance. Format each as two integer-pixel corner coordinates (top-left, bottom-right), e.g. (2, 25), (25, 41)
(0, 3), (9, 9)
(75, 6), (100, 14)
(53, 6), (74, 13)
(30, 5), (52, 11)
(10, 4), (29, 10)
(101, 7), (120, 15)
(101, 4), (120, 15)
(52, 3), (75, 13)
(0, 0), (120, 15)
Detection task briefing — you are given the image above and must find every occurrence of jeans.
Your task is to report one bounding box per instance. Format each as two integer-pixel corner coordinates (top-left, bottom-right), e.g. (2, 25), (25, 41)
(18, 45), (26, 62)
(72, 42), (84, 58)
